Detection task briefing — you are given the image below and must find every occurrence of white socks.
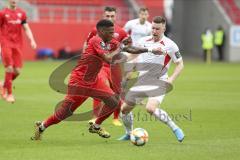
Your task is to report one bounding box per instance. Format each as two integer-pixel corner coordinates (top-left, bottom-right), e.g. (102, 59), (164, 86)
(93, 123), (100, 129)
(153, 108), (178, 131)
(121, 112), (133, 135)
(40, 122), (46, 131)
(121, 108), (179, 134)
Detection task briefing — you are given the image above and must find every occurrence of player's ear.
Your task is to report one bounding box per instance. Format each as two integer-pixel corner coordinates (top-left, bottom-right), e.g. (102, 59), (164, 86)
(163, 25), (166, 32)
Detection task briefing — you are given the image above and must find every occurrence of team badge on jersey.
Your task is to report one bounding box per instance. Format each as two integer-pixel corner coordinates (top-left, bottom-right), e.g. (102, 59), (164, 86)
(100, 41), (106, 48)
(100, 41), (111, 50)
(17, 13), (22, 18)
(5, 14), (10, 18)
(113, 33), (119, 38)
(175, 51), (182, 59)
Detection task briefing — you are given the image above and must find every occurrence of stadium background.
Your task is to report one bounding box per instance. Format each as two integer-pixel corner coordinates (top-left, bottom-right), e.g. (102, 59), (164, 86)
(1, 0), (240, 61)
(0, 0), (240, 160)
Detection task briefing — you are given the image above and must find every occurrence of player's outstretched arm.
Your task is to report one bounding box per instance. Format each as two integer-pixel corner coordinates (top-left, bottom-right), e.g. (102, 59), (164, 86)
(167, 59), (184, 84)
(111, 51), (138, 64)
(122, 46), (164, 55)
(100, 47), (121, 63)
(23, 23), (37, 49)
(121, 46), (148, 54)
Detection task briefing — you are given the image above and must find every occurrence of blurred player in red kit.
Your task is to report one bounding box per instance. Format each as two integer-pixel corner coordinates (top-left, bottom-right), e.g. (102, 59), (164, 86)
(83, 6), (130, 126)
(0, 0), (37, 103)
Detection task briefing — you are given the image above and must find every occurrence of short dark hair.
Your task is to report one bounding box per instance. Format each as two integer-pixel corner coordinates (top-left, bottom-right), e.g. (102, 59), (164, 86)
(153, 16), (166, 24)
(104, 6), (117, 12)
(96, 19), (114, 30)
(139, 7), (148, 13)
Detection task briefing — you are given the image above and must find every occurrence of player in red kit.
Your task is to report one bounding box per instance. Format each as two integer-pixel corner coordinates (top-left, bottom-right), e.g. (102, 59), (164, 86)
(31, 19), (163, 141)
(0, 0), (37, 103)
(31, 19), (123, 140)
(83, 7), (130, 126)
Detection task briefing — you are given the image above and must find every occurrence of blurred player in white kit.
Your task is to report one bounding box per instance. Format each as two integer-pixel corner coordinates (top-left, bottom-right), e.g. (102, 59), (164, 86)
(123, 8), (152, 104)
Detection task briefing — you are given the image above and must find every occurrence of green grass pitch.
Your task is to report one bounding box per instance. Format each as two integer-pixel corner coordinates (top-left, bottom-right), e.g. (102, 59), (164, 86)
(0, 61), (240, 160)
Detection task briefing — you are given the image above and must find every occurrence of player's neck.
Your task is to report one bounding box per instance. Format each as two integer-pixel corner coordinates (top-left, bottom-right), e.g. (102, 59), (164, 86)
(99, 36), (109, 43)
(8, 5), (17, 10)
(153, 34), (164, 42)
(139, 19), (145, 25)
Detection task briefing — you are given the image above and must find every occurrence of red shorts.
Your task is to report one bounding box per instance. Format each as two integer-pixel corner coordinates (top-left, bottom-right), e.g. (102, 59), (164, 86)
(62, 73), (119, 119)
(66, 72), (115, 101)
(1, 46), (23, 68)
(99, 65), (122, 94)
(99, 66), (111, 85)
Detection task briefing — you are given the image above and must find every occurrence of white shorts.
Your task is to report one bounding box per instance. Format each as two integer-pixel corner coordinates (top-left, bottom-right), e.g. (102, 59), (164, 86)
(148, 95), (165, 103)
(124, 79), (169, 105)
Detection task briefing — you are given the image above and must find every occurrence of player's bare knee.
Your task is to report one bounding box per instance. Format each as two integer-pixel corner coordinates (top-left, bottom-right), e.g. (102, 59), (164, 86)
(5, 66), (14, 72)
(104, 79), (110, 87)
(121, 103), (133, 114)
(14, 68), (21, 75)
(124, 98), (136, 108)
(146, 100), (159, 114)
(146, 107), (155, 114)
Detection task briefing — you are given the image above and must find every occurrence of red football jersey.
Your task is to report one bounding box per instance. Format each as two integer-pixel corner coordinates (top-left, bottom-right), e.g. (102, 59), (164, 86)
(72, 35), (119, 85)
(0, 7), (27, 48)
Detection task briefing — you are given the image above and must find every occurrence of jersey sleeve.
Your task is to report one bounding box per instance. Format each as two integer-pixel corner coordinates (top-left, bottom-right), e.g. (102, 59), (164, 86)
(119, 29), (130, 45)
(168, 41), (182, 63)
(86, 28), (97, 44)
(121, 29), (129, 40)
(21, 10), (27, 24)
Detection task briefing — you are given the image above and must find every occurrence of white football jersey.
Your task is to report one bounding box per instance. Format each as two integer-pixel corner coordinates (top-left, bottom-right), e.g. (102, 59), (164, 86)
(124, 19), (152, 46)
(135, 35), (182, 79)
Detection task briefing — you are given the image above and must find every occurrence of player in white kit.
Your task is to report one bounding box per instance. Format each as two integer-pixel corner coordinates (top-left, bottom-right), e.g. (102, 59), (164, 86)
(124, 7), (152, 46)
(118, 16), (185, 142)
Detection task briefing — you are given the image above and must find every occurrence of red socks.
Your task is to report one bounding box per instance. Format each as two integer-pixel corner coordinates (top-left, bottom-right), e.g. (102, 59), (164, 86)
(43, 114), (61, 128)
(93, 99), (122, 120)
(95, 110), (113, 125)
(3, 72), (20, 95)
(95, 100), (121, 125)
(93, 99), (102, 117)
(113, 107), (121, 119)
(43, 98), (86, 128)
(114, 100), (122, 119)
(3, 72), (13, 95)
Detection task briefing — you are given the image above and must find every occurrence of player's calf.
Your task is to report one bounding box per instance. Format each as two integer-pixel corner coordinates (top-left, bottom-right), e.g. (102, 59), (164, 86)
(102, 94), (120, 110)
